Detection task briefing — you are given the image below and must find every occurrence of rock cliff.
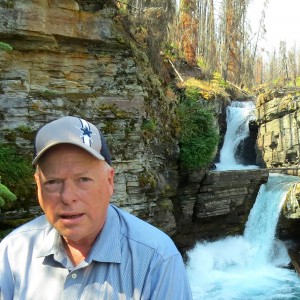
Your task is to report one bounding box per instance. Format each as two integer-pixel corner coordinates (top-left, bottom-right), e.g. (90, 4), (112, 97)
(0, 1), (279, 252)
(173, 169), (269, 252)
(255, 86), (300, 238)
(256, 87), (300, 171)
(0, 0), (178, 235)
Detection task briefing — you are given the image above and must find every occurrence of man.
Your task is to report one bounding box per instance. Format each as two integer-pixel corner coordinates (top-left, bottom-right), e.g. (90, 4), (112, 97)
(0, 116), (193, 299)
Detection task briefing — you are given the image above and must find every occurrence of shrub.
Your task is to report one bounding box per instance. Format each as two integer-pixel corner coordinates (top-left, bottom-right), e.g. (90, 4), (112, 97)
(0, 145), (34, 205)
(182, 77), (228, 101)
(178, 99), (219, 169)
(0, 42), (13, 51)
(0, 182), (17, 207)
(184, 85), (200, 102)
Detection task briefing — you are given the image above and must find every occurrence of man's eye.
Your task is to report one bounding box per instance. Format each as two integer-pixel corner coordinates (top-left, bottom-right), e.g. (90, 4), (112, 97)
(45, 179), (60, 185)
(79, 177), (92, 183)
(43, 179), (62, 192)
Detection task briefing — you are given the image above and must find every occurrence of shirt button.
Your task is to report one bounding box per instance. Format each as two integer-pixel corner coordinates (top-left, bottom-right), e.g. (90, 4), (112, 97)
(71, 273), (77, 279)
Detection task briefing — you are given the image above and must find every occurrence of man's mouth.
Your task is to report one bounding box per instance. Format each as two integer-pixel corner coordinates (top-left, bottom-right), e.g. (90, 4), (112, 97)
(61, 213), (84, 219)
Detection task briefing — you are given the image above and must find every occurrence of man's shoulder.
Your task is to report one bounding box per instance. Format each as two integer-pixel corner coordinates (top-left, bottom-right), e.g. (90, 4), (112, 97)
(1, 215), (49, 243)
(111, 205), (179, 259)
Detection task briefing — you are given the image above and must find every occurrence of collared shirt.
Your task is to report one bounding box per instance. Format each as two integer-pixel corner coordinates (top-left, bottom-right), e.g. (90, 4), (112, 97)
(0, 205), (193, 300)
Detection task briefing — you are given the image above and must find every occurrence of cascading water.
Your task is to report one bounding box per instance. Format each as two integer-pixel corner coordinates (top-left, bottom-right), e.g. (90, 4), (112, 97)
(187, 100), (300, 299)
(175, 0), (181, 12)
(215, 101), (258, 171)
(187, 174), (300, 300)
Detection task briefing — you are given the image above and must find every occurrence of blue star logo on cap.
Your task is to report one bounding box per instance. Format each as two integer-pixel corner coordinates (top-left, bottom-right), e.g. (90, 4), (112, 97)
(77, 118), (94, 146)
(80, 125), (92, 139)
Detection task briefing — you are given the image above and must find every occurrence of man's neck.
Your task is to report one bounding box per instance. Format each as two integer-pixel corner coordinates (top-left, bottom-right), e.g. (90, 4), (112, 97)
(62, 237), (94, 266)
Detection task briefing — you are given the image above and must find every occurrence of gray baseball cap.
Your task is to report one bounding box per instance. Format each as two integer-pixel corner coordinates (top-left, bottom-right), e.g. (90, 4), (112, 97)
(33, 116), (111, 166)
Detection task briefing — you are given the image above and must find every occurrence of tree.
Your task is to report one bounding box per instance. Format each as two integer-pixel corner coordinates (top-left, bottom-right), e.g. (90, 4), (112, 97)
(288, 45), (297, 85)
(267, 49), (277, 84)
(198, 0), (217, 75)
(178, 99), (219, 169)
(219, 0), (251, 85)
(252, 0), (268, 63)
(254, 55), (264, 85)
(279, 40), (289, 84)
(178, 0), (199, 65)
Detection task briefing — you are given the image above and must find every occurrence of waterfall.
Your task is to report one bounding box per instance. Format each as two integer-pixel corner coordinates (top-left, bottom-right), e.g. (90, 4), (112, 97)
(215, 101), (258, 171)
(243, 174), (300, 266)
(175, 0), (181, 12)
(187, 174), (300, 300)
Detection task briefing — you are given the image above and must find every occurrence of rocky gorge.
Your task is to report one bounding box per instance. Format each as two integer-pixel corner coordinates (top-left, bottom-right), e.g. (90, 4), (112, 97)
(1, 0), (300, 254)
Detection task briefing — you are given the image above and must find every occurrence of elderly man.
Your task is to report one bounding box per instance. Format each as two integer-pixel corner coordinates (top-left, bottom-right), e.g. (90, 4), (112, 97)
(0, 116), (193, 299)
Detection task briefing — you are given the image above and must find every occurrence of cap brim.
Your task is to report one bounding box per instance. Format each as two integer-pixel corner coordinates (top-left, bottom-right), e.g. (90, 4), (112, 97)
(32, 141), (105, 166)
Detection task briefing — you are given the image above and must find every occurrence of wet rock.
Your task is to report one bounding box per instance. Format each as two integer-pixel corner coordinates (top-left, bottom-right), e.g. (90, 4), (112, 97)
(173, 169), (269, 252)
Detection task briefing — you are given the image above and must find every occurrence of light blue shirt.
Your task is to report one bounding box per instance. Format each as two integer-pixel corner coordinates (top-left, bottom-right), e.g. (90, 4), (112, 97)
(0, 205), (193, 299)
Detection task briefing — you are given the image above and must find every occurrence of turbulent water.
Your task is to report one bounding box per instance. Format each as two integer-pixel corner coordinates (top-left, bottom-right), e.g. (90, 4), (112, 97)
(215, 101), (258, 171)
(187, 174), (300, 300)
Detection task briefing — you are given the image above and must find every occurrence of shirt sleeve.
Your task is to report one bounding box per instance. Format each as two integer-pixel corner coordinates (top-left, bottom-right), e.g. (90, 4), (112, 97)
(150, 254), (193, 300)
(0, 240), (15, 300)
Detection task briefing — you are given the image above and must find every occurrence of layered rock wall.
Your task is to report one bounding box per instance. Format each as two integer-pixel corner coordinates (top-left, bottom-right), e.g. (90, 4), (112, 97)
(255, 87), (300, 239)
(0, 0), (178, 235)
(0, 0), (272, 252)
(173, 169), (269, 252)
(256, 87), (300, 171)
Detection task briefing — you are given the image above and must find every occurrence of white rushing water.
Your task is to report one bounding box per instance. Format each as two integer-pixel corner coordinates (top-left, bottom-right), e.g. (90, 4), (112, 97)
(215, 101), (258, 171)
(187, 174), (300, 300)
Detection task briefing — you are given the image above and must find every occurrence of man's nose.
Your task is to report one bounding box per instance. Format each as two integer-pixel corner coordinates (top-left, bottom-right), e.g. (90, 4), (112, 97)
(61, 180), (77, 204)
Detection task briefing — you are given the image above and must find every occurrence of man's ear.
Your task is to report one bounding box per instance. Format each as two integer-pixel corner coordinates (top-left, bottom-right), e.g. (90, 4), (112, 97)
(34, 171), (39, 185)
(108, 167), (115, 195)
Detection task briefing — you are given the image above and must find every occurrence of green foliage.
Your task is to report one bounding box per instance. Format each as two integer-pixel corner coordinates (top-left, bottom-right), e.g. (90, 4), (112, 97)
(0, 182), (17, 207)
(0, 42), (13, 51)
(138, 172), (157, 191)
(0, 145), (34, 202)
(162, 43), (180, 61)
(178, 98), (219, 169)
(0, 229), (13, 240)
(212, 72), (227, 88)
(182, 78), (229, 101)
(141, 118), (157, 132)
(184, 85), (200, 102)
(16, 125), (36, 140)
(197, 56), (207, 69)
(141, 118), (158, 140)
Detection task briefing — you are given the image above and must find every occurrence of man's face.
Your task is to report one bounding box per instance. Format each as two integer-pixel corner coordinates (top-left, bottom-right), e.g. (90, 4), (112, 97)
(34, 144), (114, 245)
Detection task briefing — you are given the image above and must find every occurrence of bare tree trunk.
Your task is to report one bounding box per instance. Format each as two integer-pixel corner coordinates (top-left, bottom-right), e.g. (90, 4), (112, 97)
(280, 41), (289, 84)
(288, 46), (297, 86)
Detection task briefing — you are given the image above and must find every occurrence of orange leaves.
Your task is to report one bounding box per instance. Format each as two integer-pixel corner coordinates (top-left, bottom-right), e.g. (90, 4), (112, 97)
(178, 0), (198, 65)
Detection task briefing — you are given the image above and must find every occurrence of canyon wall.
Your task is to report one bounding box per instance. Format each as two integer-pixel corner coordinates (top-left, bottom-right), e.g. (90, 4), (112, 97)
(0, 0), (179, 235)
(256, 87), (300, 171)
(0, 1), (277, 252)
(173, 169), (269, 252)
(255, 87), (300, 240)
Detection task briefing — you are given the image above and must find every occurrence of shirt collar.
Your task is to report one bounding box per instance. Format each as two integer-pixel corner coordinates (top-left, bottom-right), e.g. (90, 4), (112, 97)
(87, 205), (121, 264)
(37, 205), (122, 264)
(36, 218), (59, 258)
